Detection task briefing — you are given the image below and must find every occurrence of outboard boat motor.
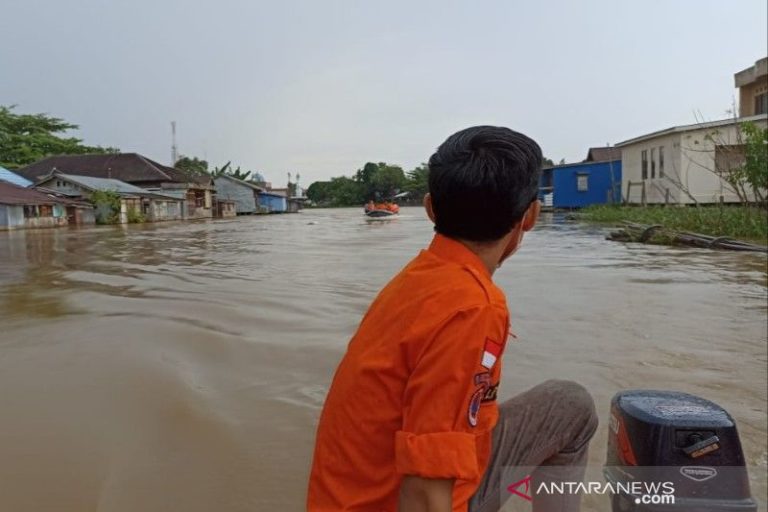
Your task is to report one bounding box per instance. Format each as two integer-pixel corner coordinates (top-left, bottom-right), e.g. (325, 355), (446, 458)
(605, 390), (757, 511)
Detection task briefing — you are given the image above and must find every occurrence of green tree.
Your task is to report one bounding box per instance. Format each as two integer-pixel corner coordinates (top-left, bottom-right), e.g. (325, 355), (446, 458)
(739, 121), (768, 203)
(211, 161), (253, 181)
(305, 177), (364, 206)
(89, 189), (121, 224)
(306, 181), (333, 205)
(174, 155), (208, 175)
(0, 105), (118, 169)
(370, 164), (406, 199)
(354, 162), (406, 200)
(329, 176), (365, 206)
(405, 163), (429, 198)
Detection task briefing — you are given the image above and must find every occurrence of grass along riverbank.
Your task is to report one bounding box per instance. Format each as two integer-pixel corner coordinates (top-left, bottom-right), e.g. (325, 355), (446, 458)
(579, 205), (768, 244)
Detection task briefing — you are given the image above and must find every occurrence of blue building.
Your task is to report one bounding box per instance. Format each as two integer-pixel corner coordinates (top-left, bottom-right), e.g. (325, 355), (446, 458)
(257, 191), (287, 213)
(539, 147), (622, 208)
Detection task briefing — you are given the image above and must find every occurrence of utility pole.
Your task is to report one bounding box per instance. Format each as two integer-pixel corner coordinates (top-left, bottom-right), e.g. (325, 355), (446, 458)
(171, 121), (178, 166)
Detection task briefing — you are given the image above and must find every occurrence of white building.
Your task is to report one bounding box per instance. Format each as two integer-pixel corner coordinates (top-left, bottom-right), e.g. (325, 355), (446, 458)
(616, 114), (767, 204)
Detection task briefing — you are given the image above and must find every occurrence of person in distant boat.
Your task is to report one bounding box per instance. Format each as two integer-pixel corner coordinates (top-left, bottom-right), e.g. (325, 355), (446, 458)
(308, 126), (597, 512)
(366, 200), (375, 211)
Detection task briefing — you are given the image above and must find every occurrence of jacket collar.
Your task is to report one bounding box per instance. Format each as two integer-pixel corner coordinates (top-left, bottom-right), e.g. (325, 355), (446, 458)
(427, 233), (491, 280)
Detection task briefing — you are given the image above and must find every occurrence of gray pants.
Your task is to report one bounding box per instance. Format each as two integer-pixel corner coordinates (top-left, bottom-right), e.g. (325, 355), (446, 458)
(469, 380), (599, 512)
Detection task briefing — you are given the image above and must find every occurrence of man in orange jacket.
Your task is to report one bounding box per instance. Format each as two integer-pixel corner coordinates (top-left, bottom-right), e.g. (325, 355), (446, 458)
(308, 126), (598, 511)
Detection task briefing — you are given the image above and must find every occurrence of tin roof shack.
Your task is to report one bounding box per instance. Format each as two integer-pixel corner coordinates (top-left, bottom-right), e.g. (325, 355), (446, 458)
(213, 175), (263, 214)
(0, 181), (80, 230)
(616, 114), (767, 205)
(0, 166), (33, 187)
(539, 147), (622, 209)
(258, 191), (288, 213)
(17, 153), (214, 220)
(35, 172), (183, 224)
(268, 187), (304, 213)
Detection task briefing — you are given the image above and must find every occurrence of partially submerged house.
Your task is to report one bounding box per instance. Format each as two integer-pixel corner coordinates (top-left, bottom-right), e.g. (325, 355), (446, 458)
(268, 186), (304, 213)
(258, 191), (288, 213)
(539, 147), (622, 208)
(35, 172), (183, 223)
(616, 114), (767, 204)
(16, 153), (215, 219)
(214, 199), (237, 218)
(0, 181), (94, 230)
(213, 174), (263, 214)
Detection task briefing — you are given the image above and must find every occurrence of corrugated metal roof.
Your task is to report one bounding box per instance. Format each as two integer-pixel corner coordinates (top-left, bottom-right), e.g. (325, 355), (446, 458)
(56, 173), (149, 194)
(0, 166), (33, 187)
(0, 181), (62, 206)
(15, 153), (214, 188)
(50, 173), (180, 200)
(214, 174), (264, 191)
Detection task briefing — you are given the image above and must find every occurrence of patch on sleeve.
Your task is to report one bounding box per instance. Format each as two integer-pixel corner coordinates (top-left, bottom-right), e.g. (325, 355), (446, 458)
(468, 387), (483, 427)
(481, 338), (503, 369)
(468, 371), (498, 426)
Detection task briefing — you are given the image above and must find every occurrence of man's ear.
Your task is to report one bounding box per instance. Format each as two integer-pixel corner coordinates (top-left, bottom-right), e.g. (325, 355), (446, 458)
(423, 193), (436, 223)
(521, 200), (541, 232)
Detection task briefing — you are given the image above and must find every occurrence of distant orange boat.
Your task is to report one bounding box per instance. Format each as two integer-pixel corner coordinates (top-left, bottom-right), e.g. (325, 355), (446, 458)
(364, 201), (399, 217)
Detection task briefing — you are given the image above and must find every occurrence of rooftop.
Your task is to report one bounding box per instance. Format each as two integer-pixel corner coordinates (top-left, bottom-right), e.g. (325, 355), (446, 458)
(0, 166), (33, 187)
(49, 173), (180, 200)
(214, 174), (264, 191)
(734, 56), (768, 88)
(16, 153), (213, 187)
(0, 180), (63, 206)
(585, 146), (621, 162)
(615, 113), (768, 147)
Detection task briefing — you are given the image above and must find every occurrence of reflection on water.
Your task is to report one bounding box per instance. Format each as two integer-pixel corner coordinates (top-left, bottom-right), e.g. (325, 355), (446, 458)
(1, 208), (766, 511)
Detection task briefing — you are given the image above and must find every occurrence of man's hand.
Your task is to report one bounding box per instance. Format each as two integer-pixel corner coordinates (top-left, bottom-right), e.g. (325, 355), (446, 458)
(398, 475), (454, 512)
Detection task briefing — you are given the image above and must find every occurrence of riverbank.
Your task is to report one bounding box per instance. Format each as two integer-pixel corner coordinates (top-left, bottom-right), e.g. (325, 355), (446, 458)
(579, 204), (768, 244)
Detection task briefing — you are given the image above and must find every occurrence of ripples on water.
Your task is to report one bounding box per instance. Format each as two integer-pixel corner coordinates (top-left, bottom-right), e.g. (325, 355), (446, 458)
(0, 208), (766, 511)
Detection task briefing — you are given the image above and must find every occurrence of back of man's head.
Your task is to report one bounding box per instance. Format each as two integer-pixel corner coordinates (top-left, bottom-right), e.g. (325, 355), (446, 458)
(428, 126), (542, 242)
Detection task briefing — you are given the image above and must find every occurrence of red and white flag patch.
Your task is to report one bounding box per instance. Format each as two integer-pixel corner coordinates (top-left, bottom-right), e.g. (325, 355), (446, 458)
(481, 338), (503, 369)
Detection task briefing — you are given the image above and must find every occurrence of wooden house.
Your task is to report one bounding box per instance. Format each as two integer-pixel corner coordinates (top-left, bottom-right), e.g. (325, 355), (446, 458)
(16, 153), (215, 219)
(35, 172), (183, 223)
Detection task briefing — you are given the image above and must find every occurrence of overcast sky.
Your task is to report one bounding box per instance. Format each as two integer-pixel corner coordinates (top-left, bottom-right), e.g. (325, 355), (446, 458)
(1, 0), (766, 186)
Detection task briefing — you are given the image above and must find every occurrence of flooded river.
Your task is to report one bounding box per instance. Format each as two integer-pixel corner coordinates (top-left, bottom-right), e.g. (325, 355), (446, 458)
(1, 207), (766, 511)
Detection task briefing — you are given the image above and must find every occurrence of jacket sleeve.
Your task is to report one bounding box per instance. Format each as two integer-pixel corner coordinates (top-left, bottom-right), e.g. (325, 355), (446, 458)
(394, 304), (506, 481)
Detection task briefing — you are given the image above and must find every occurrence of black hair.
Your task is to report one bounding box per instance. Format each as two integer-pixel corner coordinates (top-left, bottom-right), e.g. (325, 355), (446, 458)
(427, 125), (542, 242)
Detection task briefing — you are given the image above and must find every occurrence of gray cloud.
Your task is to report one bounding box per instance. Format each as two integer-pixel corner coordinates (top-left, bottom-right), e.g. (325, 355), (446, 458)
(1, 0), (765, 185)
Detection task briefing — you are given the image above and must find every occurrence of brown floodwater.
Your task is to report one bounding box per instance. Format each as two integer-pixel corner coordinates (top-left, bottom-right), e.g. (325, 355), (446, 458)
(1, 207), (766, 511)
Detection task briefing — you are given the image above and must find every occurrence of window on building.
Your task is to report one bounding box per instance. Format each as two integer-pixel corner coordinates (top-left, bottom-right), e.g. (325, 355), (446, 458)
(195, 193), (205, 208)
(651, 148), (656, 178)
(715, 144), (747, 175)
(576, 174), (589, 192)
(39, 205), (53, 217)
(641, 150), (648, 179)
(23, 205), (39, 218)
(658, 146), (665, 178)
(756, 93), (768, 115)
